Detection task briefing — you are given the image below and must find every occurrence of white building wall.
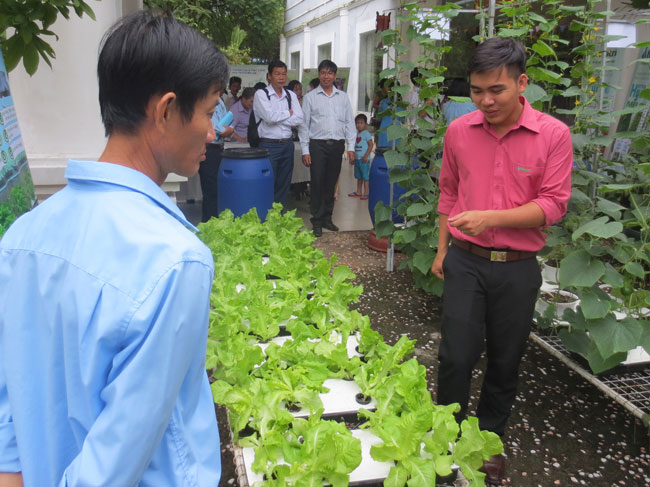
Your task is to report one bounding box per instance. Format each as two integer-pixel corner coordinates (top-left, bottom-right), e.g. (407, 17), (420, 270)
(284, 0), (398, 111)
(7, 0), (184, 200)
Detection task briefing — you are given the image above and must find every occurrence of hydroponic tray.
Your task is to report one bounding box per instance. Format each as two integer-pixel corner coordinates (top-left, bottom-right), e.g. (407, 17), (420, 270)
(236, 428), (393, 486)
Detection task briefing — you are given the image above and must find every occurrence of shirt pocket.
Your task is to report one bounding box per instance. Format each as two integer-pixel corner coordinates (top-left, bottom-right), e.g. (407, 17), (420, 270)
(336, 102), (348, 124)
(506, 161), (544, 207)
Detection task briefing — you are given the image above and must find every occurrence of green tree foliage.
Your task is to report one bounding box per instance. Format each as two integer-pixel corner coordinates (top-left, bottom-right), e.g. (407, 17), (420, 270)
(144, 0), (284, 63)
(0, 0), (98, 75)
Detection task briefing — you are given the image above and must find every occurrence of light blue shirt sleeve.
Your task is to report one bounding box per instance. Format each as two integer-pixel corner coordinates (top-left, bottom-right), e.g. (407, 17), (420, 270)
(211, 99), (231, 143)
(298, 91), (312, 155)
(0, 359), (19, 472)
(59, 260), (214, 486)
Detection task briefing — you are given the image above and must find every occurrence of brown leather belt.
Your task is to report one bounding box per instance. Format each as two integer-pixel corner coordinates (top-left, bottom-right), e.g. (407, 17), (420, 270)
(451, 237), (536, 262)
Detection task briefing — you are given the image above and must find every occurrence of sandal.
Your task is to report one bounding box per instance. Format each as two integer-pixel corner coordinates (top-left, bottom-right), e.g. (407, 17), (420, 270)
(348, 192), (361, 197)
(360, 194), (369, 200)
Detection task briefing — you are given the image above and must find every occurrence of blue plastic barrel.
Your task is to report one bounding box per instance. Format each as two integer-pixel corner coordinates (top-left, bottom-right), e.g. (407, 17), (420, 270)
(218, 148), (273, 221)
(368, 149), (409, 224)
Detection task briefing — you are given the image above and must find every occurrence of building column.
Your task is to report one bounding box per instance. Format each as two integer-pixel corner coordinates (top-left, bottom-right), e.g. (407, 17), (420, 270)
(279, 34), (287, 63)
(303, 26), (311, 69)
(338, 9), (349, 67)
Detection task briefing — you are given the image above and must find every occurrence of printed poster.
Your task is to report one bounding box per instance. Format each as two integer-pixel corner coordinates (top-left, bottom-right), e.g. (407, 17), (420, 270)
(0, 51), (35, 237)
(612, 46), (649, 160)
(229, 65), (269, 89)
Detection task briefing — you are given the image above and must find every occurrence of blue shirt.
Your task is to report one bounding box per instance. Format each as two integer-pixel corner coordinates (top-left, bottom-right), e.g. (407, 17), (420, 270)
(442, 100), (477, 124)
(0, 160), (220, 486)
(377, 97), (403, 148)
(355, 129), (373, 160)
(211, 98), (230, 144)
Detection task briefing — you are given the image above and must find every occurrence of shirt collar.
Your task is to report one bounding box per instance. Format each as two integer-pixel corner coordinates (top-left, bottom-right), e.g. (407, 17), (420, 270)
(266, 84), (286, 99)
(468, 96), (539, 134)
(65, 160), (198, 232)
(315, 85), (340, 97)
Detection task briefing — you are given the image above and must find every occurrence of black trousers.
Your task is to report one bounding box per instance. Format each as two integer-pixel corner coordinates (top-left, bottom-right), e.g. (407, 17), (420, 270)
(436, 243), (541, 436)
(198, 143), (223, 223)
(308, 139), (344, 227)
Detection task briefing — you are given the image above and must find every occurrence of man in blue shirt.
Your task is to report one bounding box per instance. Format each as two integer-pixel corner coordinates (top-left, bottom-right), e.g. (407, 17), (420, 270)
(0, 11), (226, 486)
(198, 87), (234, 222)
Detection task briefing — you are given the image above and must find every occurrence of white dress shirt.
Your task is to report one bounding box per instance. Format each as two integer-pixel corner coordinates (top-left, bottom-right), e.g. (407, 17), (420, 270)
(254, 85), (304, 139)
(299, 85), (356, 155)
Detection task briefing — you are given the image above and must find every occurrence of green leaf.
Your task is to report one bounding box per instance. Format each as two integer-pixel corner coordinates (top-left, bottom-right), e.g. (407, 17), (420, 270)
(579, 289), (611, 319)
(602, 263), (624, 288)
(585, 345), (628, 375)
(498, 27), (530, 37)
(588, 315), (644, 358)
(559, 250), (605, 288)
(387, 124), (410, 142)
(596, 197), (625, 220)
(527, 66), (563, 84)
(562, 86), (583, 97)
(384, 464), (409, 487)
(624, 261), (646, 279)
(528, 12), (547, 24)
(572, 216), (623, 239)
(22, 41), (39, 75)
(412, 250), (434, 275)
(3, 35), (25, 72)
(384, 150), (409, 167)
(406, 202), (433, 217)
(531, 40), (556, 58)
(523, 83), (547, 104)
(557, 328), (591, 356)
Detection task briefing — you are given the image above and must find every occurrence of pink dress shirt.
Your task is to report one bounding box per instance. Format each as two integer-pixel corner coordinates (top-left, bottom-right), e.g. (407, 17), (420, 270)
(438, 97), (573, 252)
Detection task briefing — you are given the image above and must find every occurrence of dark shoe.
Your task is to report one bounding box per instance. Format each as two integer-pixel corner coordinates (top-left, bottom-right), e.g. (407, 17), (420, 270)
(313, 226), (322, 237)
(479, 454), (505, 485)
(322, 221), (339, 232)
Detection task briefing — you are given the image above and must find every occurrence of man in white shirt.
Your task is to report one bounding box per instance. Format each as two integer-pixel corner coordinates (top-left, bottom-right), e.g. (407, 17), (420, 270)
(253, 60), (304, 207)
(299, 60), (356, 237)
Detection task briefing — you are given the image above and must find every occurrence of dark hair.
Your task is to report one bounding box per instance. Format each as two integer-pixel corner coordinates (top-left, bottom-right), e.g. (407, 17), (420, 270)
(378, 78), (396, 89)
(240, 87), (255, 100)
(309, 78), (320, 89)
(287, 80), (302, 92)
(355, 113), (368, 123)
(229, 76), (242, 86)
(318, 59), (337, 74)
(447, 78), (470, 97)
(468, 37), (526, 79)
(268, 59), (287, 75)
(253, 82), (267, 91)
(98, 10), (228, 136)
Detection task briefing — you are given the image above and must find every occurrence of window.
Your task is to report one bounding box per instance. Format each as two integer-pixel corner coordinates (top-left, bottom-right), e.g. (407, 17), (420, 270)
(317, 43), (332, 64)
(357, 31), (381, 112)
(290, 51), (300, 71)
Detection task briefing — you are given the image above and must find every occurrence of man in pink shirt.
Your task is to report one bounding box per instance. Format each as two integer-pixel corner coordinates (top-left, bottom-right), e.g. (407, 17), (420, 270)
(431, 38), (572, 485)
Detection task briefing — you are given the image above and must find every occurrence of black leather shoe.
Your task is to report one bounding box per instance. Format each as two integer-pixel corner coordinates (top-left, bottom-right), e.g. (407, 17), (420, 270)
(322, 221), (339, 232)
(479, 454), (505, 485)
(313, 226), (322, 237)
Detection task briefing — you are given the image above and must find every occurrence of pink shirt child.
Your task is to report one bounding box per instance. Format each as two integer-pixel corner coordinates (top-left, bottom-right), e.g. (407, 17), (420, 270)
(438, 96), (573, 252)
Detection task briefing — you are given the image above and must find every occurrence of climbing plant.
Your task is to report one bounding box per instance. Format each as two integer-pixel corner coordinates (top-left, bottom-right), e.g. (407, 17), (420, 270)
(375, 0), (649, 373)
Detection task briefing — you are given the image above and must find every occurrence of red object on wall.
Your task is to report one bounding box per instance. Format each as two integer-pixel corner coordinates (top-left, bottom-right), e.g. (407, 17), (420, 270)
(376, 12), (391, 32)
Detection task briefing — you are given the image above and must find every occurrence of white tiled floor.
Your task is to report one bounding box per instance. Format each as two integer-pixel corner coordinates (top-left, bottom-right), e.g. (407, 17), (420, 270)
(285, 160), (373, 232)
